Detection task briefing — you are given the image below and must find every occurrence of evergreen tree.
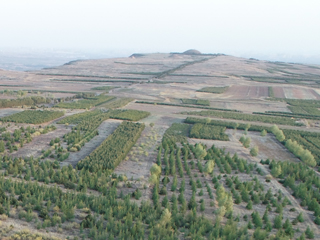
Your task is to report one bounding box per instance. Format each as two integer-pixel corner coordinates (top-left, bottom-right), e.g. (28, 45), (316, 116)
(297, 212), (304, 222)
(250, 146), (259, 157)
(246, 200), (253, 210)
(305, 226), (314, 239)
(200, 201), (205, 212)
(314, 216), (320, 225)
(265, 220), (272, 232)
(252, 211), (263, 228)
(0, 140), (4, 152)
(253, 228), (267, 240)
(188, 193), (197, 210)
(260, 129), (267, 137)
(274, 214), (282, 229)
(262, 210), (269, 223)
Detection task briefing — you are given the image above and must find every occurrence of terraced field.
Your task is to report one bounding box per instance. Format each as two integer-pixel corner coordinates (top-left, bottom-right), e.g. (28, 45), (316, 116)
(0, 52), (319, 239)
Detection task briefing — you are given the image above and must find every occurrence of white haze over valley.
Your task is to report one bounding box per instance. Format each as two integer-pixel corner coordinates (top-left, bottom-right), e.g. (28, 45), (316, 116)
(1, 0), (320, 70)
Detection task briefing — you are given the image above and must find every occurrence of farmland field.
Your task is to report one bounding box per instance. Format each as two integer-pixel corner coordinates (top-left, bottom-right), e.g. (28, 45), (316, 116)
(272, 86), (320, 99)
(222, 85), (269, 99)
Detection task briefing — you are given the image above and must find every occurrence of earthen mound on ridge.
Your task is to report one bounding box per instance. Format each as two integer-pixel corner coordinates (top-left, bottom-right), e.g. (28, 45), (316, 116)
(182, 49), (202, 55)
(129, 53), (145, 58)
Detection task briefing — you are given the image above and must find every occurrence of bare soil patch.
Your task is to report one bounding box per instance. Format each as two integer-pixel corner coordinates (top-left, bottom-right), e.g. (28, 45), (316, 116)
(310, 89), (320, 100)
(283, 87), (320, 100)
(189, 129), (300, 163)
(233, 130), (300, 162)
(11, 124), (70, 159)
(222, 85), (269, 99)
(273, 86), (286, 98)
(114, 125), (164, 180)
(0, 108), (24, 118)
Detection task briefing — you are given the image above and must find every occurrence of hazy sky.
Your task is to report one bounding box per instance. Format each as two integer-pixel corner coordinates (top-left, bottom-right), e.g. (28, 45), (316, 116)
(1, 0), (320, 59)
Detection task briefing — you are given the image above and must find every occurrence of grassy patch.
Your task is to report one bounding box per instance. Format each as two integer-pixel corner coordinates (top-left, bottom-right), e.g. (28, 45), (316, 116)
(163, 123), (191, 143)
(91, 86), (118, 91)
(268, 87), (274, 98)
(197, 86), (228, 94)
(100, 98), (134, 109)
(181, 99), (210, 106)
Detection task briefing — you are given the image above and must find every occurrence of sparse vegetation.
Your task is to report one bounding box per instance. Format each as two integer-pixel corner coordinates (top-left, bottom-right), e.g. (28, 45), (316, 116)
(54, 94), (115, 109)
(0, 96), (50, 108)
(99, 97), (133, 109)
(163, 123), (191, 143)
(250, 146), (259, 156)
(90, 86), (117, 91)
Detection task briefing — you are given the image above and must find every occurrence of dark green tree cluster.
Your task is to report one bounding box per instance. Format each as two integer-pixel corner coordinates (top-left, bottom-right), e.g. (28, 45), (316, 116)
(269, 160), (320, 224)
(136, 100), (239, 112)
(77, 121), (145, 172)
(58, 110), (101, 124)
(181, 98), (210, 106)
(182, 109), (298, 126)
(0, 96), (50, 108)
(0, 110), (64, 124)
(190, 123), (229, 141)
(107, 109), (150, 121)
(197, 86), (228, 94)
(62, 111), (110, 151)
(185, 117), (270, 132)
(90, 86), (116, 91)
(0, 118), (314, 239)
